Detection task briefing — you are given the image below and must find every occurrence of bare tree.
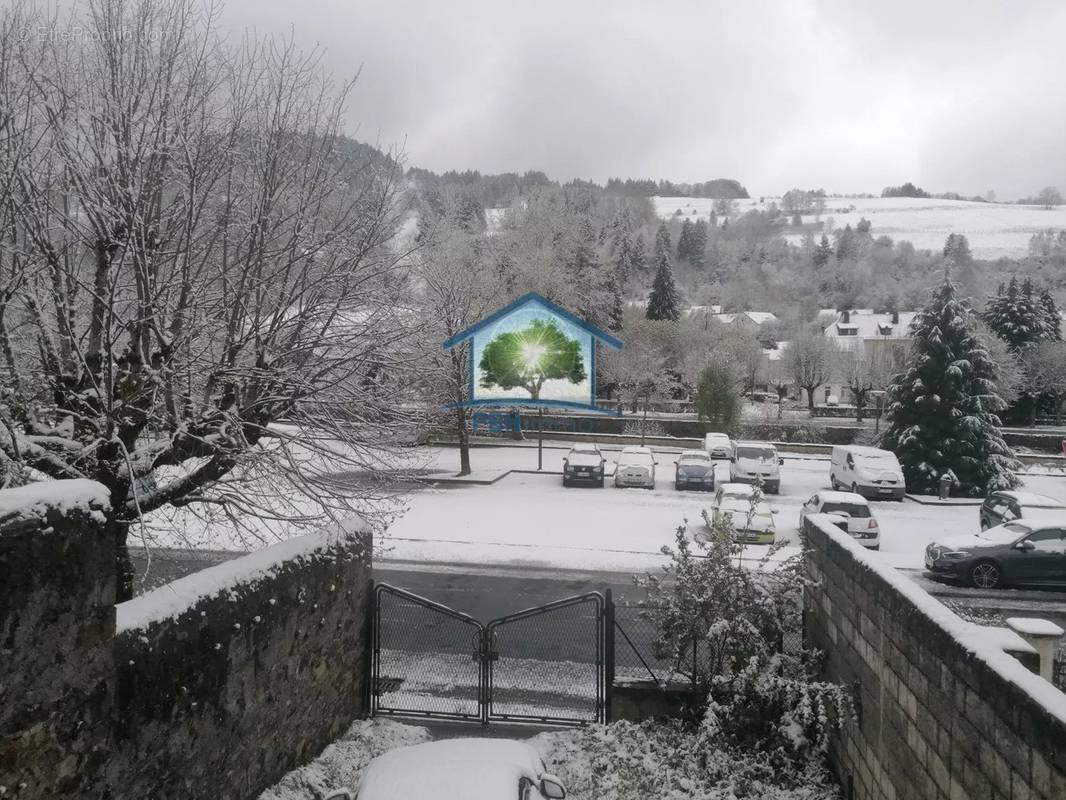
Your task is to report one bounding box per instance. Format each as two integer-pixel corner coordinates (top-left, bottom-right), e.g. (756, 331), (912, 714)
(0, 0), (422, 599)
(1036, 186), (1063, 210)
(415, 206), (501, 476)
(836, 345), (895, 422)
(601, 311), (678, 445)
(1019, 340), (1066, 425)
(784, 332), (835, 412)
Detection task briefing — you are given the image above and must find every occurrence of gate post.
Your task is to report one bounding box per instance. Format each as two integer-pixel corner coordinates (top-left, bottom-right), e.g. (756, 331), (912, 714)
(604, 589), (615, 723)
(363, 579), (375, 716)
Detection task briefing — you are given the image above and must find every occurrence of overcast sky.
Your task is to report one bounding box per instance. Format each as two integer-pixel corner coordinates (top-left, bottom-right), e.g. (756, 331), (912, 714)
(222, 0), (1066, 198)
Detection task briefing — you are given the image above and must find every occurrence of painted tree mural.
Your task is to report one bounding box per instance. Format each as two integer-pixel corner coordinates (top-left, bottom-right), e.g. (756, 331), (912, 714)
(478, 318), (586, 400)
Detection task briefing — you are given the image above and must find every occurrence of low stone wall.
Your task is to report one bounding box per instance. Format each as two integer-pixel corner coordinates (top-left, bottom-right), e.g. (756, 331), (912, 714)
(0, 480), (372, 800)
(0, 481), (115, 798)
(804, 514), (1066, 800)
(112, 524), (372, 799)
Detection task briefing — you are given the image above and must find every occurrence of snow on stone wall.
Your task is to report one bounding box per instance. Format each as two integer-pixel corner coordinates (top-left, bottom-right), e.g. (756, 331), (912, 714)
(0, 489), (373, 800)
(804, 513), (1066, 800)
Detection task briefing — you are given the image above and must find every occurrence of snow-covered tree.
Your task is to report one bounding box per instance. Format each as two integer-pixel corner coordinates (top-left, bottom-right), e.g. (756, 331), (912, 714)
(784, 332), (834, 411)
(984, 277), (1042, 351)
(836, 345), (897, 423)
(881, 278), (1021, 496)
(646, 224), (680, 321)
(601, 311), (678, 444)
(1038, 289), (1062, 341)
(0, 1), (421, 598)
(693, 358), (741, 433)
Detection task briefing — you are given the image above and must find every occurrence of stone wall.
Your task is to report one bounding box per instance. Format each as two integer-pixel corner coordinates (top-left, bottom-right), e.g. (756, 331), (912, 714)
(804, 514), (1066, 800)
(0, 481), (115, 798)
(0, 480), (372, 800)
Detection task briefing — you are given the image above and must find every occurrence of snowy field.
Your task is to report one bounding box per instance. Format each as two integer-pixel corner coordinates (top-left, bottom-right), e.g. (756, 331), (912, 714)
(380, 444), (1066, 573)
(653, 195), (1066, 259)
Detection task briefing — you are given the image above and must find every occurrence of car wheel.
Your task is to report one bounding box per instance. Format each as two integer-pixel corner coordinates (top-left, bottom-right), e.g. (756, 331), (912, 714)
(969, 560), (1001, 589)
(675, 481), (682, 491)
(598, 477), (604, 488)
(562, 477), (569, 487)
(870, 545), (880, 551)
(979, 518), (988, 531)
(851, 482), (858, 495)
(831, 476), (839, 490)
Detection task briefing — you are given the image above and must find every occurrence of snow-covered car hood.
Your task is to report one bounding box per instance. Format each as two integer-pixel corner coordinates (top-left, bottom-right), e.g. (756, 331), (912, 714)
(720, 501), (775, 532)
(932, 527), (1023, 551)
(566, 452), (602, 467)
(358, 739), (546, 800)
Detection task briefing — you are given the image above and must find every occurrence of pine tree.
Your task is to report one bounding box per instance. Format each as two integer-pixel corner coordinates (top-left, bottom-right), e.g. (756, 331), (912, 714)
(1038, 289), (1062, 341)
(691, 218), (707, 269)
(613, 228), (635, 286)
(677, 218), (695, 262)
(984, 276), (1042, 351)
(606, 265), (625, 333)
(813, 234), (833, 268)
(943, 233), (973, 266)
(881, 277), (1021, 496)
(631, 232), (647, 276)
(646, 223), (681, 321)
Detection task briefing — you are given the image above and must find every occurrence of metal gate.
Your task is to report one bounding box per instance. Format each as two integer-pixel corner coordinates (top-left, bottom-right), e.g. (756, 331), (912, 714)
(369, 583), (607, 726)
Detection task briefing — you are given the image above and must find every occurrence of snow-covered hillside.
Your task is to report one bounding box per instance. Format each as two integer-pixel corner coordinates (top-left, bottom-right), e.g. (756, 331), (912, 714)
(653, 195), (1066, 259)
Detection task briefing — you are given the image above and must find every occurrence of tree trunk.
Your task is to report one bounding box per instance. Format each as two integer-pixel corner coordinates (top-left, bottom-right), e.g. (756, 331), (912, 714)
(456, 407), (471, 476)
(806, 387), (816, 412)
(855, 392), (864, 423)
(111, 518), (135, 603)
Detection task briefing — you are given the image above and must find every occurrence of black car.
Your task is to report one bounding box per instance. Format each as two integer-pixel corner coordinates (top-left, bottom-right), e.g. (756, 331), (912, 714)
(925, 516), (1066, 589)
(562, 444), (606, 487)
(674, 449), (716, 491)
(979, 491), (1065, 530)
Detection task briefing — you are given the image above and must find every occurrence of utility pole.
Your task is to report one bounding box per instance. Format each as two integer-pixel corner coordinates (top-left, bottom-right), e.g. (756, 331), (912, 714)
(537, 407), (544, 470)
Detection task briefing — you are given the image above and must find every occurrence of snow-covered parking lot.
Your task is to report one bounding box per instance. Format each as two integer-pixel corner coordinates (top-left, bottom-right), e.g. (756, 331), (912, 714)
(380, 444), (1066, 574)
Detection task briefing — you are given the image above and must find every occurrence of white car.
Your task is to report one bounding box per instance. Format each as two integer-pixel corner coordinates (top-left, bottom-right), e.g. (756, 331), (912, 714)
(708, 482), (777, 544)
(562, 443), (606, 487)
(830, 445), (905, 500)
(614, 445), (657, 489)
(799, 491), (881, 549)
(703, 432), (734, 459)
(335, 739), (567, 800)
(729, 441), (783, 494)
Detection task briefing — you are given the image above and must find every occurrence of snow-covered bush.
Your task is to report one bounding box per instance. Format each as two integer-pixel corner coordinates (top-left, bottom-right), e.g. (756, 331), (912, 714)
(636, 506), (852, 760)
(533, 719), (841, 800)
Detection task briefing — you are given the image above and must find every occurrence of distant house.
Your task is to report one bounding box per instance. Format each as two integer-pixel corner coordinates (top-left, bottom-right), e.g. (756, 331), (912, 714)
(711, 311), (780, 331)
(821, 309), (915, 404)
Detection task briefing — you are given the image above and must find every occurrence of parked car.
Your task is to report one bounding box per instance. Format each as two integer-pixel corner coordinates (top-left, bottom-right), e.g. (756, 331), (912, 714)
(674, 449), (716, 491)
(830, 445), (905, 500)
(799, 491), (881, 549)
(729, 441), (783, 494)
(925, 516), (1066, 589)
(709, 482), (777, 544)
(703, 432), (734, 459)
(345, 739), (567, 800)
(979, 490), (1066, 530)
(562, 443), (606, 487)
(614, 445), (657, 489)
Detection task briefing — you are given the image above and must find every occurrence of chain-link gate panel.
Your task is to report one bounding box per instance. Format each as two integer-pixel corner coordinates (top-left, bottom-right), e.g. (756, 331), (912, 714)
(485, 593), (605, 725)
(372, 585), (485, 721)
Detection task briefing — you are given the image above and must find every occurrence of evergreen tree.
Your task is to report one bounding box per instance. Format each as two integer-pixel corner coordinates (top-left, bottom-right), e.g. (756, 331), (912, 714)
(943, 233), (973, 266)
(1039, 289), (1062, 341)
(691, 218), (707, 269)
(984, 276), (1042, 351)
(606, 265), (625, 333)
(647, 224), (681, 321)
(677, 218), (695, 262)
(631, 232), (647, 276)
(835, 224), (856, 261)
(813, 234), (833, 268)
(881, 277), (1021, 496)
(708, 210), (718, 228)
(613, 228), (635, 285)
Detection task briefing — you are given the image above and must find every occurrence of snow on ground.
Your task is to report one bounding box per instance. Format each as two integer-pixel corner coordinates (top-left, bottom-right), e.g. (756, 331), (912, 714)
(380, 444), (1066, 573)
(653, 195), (1066, 259)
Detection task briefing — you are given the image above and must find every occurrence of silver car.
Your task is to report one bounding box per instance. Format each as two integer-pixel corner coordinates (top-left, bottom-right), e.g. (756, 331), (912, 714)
(332, 738), (567, 800)
(614, 445), (657, 489)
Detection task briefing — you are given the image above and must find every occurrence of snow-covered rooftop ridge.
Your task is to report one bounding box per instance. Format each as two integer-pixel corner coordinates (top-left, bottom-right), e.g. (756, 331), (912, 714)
(822, 309), (917, 339)
(712, 311), (779, 326)
(807, 513), (1066, 727)
(0, 479), (110, 529)
(116, 517), (370, 633)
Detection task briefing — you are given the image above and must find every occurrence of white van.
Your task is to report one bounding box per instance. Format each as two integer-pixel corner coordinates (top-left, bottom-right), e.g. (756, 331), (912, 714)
(830, 445), (905, 500)
(729, 441), (783, 494)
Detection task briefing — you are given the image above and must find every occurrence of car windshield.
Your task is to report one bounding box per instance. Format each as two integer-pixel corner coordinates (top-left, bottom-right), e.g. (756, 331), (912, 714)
(722, 490), (753, 501)
(571, 448), (599, 456)
(681, 453), (710, 463)
(623, 450), (654, 464)
(736, 446), (774, 460)
(822, 502), (871, 518)
(980, 522), (1030, 539)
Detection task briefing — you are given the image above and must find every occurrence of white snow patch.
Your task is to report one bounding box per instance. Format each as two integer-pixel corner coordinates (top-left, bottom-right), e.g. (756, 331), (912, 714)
(0, 479), (110, 527)
(809, 514), (1066, 724)
(1005, 617), (1065, 639)
(116, 517), (369, 633)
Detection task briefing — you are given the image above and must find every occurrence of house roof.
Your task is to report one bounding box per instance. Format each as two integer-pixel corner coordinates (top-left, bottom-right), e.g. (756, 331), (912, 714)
(823, 310), (916, 340)
(712, 311), (780, 326)
(442, 291), (624, 351)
